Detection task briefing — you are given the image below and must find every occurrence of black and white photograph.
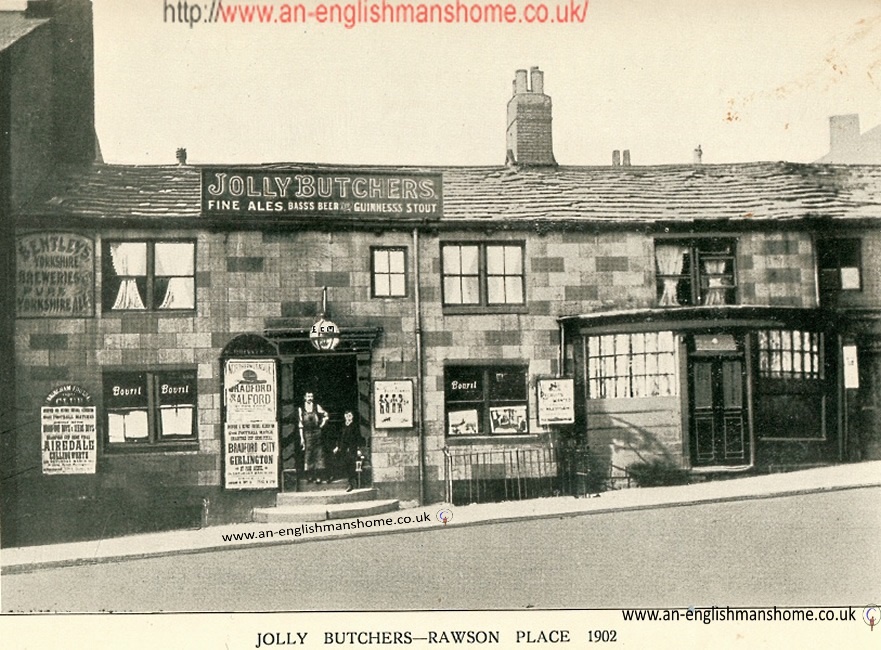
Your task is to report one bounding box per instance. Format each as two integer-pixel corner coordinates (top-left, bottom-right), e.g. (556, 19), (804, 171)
(1, 0), (881, 647)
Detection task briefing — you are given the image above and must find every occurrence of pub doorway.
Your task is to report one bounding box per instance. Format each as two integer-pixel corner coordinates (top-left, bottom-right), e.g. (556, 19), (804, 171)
(278, 354), (361, 490)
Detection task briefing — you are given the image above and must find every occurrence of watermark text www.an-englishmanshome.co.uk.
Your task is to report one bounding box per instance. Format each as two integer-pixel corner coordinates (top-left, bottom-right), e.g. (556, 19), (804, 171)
(220, 510), (445, 543)
(163, 0), (590, 30)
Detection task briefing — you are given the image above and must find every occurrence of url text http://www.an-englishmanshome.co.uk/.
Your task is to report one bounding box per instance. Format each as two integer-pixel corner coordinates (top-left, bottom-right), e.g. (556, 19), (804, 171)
(163, 0), (590, 30)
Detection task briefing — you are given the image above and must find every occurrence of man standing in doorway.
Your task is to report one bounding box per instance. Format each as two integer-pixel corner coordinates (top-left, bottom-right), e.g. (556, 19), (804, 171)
(299, 391), (329, 483)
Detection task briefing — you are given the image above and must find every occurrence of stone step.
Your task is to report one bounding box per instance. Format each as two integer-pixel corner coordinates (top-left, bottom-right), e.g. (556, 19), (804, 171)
(253, 499), (400, 524)
(275, 487), (379, 506)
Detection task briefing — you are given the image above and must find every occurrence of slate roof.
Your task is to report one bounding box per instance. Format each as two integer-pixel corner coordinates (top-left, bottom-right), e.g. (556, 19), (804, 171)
(0, 12), (48, 53)
(16, 160), (881, 226)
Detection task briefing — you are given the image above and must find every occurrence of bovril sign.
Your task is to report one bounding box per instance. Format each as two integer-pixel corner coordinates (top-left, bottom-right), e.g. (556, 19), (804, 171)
(202, 169), (443, 219)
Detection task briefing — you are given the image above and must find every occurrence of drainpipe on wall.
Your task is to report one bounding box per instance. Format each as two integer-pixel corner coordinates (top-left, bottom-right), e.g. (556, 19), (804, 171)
(557, 320), (565, 378)
(413, 228), (426, 505)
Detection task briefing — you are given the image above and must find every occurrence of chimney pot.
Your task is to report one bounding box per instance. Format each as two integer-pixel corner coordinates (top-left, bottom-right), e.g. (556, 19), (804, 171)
(622, 150), (631, 166)
(514, 69), (528, 95)
(176, 147), (188, 165)
(530, 67), (544, 94)
(693, 145), (703, 165)
(612, 150), (621, 166)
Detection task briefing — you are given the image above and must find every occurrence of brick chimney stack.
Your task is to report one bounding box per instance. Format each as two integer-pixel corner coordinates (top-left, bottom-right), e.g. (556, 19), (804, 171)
(505, 67), (556, 167)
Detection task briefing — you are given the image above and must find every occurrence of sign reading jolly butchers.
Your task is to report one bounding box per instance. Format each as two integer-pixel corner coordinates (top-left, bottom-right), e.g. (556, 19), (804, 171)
(223, 359), (279, 490)
(202, 169), (442, 219)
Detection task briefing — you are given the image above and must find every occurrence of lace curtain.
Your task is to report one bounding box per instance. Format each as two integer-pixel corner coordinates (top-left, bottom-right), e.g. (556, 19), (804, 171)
(656, 245), (688, 306)
(702, 259), (728, 305)
(155, 243), (195, 309)
(110, 243), (147, 310)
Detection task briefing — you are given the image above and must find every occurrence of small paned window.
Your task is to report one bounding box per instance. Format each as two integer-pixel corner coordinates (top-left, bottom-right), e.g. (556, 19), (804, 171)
(371, 248), (407, 297)
(442, 243), (525, 308)
(587, 332), (678, 399)
(818, 239), (862, 295)
(757, 330), (822, 380)
(103, 241), (196, 311)
(445, 365), (529, 435)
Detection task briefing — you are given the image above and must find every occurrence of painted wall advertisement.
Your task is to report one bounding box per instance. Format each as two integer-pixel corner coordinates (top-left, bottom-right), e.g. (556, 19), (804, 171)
(537, 378), (575, 426)
(373, 380), (414, 429)
(223, 359), (279, 489)
(41, 385), (97, 475)
(17, 233), (95, 317)
(202, 169), (443, 220)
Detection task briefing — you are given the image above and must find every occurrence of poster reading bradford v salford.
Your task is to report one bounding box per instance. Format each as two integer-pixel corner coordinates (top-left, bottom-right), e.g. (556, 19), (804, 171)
(223, 359), (279, 489)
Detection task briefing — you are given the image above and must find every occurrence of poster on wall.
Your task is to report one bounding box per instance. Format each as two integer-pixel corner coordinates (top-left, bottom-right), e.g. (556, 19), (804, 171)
(223, 421), (279, 490)
(40, 385), (97, 475)
(373, 379), (414, 429)
(537, 378), (575, 426)
(224, 359), (277, 423)
(16, 233), (95, 317)
(843, 345), (860, 389)
(223, 359), (278, 489)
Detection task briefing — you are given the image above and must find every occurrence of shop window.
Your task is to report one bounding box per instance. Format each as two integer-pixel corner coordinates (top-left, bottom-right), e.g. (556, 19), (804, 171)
(757, 330), (821, 380)
(655, 239), (736, 306)
(441, 243), (525, 308)
(371, 247), (407, 297)
(817, 239), (861, 299)
(445, 365), (528, 435)
(102, 241), (195, 311)
(104, 370), (197, 447)
(587, 331), (678, 399)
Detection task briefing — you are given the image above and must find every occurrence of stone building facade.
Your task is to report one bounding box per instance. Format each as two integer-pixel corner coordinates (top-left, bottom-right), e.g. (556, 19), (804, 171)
(3, 20), (880, 546)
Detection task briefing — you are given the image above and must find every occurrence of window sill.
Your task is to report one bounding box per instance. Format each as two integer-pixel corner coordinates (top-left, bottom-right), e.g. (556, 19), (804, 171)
(103, 309), (196, 315)
(103, 442), (200, 454)
(442, 304), (529, 316)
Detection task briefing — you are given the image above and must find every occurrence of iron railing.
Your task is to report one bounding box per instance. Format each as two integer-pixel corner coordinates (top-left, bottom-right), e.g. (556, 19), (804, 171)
(443, 442), (600, 505)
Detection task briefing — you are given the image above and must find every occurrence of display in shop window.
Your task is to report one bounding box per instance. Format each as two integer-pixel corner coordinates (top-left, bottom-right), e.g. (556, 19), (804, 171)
(489, 404), (528, 434)
(447, 409), (479, 435)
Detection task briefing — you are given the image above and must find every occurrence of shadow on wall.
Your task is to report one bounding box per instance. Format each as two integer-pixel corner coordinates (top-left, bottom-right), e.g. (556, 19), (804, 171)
(588, 411), (684, 483)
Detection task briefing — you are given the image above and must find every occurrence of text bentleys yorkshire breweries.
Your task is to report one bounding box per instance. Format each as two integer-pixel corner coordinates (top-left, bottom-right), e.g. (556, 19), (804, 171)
(164, 0), (590, 29)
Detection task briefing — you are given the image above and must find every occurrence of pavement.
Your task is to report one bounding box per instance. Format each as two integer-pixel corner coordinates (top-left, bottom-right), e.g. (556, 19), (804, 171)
(2, 461), (880, 575)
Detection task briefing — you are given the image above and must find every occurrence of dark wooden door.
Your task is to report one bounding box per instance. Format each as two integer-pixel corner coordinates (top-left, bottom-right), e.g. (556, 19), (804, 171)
(691, 358), (748, 466)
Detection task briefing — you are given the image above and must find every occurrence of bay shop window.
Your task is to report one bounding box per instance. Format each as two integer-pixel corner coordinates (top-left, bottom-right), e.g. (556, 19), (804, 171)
(755, 329), (825, 440)
(587, 332), (679, 399)
(102, 241), (196, 311)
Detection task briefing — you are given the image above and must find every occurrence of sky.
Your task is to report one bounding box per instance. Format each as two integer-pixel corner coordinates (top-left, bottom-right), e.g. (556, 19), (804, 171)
(85, 0), (881, 167)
